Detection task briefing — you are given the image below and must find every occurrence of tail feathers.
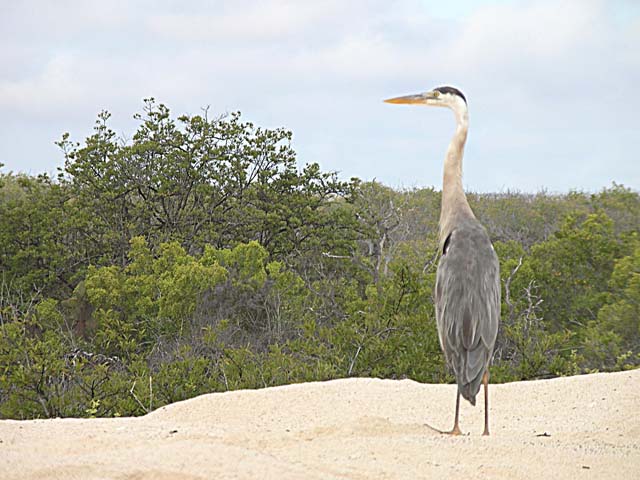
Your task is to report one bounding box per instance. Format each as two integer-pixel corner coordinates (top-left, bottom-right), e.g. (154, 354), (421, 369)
(457, 346), (487, 406)
(459, 375), (483, 406)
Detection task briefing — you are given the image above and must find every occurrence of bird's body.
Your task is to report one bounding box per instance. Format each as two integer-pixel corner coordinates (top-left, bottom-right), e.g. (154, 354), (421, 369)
(385, 86), (500, 435)
(435, 216), (500, 405)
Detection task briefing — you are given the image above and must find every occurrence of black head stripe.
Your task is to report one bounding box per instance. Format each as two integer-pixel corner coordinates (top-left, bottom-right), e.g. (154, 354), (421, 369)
(434, 86), (467, 104)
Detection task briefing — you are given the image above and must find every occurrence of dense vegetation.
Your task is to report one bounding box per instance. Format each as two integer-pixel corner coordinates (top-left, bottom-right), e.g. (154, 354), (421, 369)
(1, 100), (638, 419)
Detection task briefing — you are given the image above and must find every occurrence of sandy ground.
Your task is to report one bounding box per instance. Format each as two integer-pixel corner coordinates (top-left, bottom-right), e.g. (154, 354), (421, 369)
(1, 369), (638, 480)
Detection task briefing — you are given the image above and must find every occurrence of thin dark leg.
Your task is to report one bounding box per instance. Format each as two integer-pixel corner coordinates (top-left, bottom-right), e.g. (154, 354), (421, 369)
(443, 389), (462, 435)
(482, 370), (490, 436)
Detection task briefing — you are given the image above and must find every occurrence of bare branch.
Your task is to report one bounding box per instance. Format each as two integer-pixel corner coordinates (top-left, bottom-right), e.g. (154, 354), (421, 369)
(129, 381), (149, 414)
(504, 257), (523, 323)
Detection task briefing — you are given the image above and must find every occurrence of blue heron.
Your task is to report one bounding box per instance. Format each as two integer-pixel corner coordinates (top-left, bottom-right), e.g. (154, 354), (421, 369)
(385, 86), (500, 435)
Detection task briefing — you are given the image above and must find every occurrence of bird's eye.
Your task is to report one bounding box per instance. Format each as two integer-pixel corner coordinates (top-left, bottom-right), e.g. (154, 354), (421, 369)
(432, 91), (440, 98)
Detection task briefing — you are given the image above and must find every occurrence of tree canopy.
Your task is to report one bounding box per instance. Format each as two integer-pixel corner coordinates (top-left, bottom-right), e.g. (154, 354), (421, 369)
(1, 101), (638, 419)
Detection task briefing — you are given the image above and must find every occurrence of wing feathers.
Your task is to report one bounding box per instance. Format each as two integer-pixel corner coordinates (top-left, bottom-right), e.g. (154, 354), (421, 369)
(435, 220), (500, 404)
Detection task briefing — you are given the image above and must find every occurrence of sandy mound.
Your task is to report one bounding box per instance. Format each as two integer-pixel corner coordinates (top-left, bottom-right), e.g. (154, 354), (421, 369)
(1, 369), (638, 479)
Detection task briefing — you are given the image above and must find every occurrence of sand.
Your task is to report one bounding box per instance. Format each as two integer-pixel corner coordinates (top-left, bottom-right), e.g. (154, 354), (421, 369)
(1, 369), (638, 479)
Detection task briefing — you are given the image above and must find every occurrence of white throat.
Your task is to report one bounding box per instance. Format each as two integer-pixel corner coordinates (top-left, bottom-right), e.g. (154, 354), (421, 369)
(438, 97), (474, 244)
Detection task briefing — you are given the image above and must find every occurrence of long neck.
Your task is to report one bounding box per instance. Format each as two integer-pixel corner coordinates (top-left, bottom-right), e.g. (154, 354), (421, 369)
(439, 106), (474, 245)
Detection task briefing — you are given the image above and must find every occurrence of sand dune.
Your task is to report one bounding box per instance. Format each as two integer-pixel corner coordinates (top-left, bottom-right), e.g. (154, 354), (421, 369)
(1, 369), (639, 479)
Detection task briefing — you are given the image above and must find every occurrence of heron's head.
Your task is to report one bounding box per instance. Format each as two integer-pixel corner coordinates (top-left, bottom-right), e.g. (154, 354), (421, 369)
(384, 86), (467, 110)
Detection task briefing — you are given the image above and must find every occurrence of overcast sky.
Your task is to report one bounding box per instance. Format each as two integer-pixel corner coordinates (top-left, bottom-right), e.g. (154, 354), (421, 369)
(1, 0), (638, 192)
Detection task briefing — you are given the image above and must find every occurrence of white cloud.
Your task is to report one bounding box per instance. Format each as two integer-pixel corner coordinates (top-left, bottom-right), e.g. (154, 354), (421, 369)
(146, 1), (347, 43)
(0, 0), (638, 191)
(451, 0), (602, 62)
(0, 54), (87, 117)
(144, 0), (417, 67)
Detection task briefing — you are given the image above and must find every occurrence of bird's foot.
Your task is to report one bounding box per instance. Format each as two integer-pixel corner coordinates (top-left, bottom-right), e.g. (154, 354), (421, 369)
(442, 425), (463, 436)
(482, 428), (490, 436)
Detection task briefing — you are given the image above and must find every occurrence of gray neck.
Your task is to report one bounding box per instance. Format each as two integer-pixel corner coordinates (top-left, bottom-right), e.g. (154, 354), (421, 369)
(439, 106), (474, 245)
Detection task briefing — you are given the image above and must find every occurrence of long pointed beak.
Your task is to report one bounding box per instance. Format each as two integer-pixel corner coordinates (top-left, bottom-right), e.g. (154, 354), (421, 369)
(383, 93), (425, 105)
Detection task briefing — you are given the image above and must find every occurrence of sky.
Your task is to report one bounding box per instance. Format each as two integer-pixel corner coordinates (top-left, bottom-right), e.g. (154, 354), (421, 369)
(1, 0), (638, 193)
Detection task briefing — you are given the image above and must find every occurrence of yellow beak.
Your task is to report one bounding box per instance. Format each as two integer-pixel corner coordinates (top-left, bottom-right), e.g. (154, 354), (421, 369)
(383, 94), (425, 104)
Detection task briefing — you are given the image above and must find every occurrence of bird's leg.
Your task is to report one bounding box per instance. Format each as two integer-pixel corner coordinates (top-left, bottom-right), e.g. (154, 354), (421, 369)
(443, 389), (462, 435)
(482, 370), (490, 436)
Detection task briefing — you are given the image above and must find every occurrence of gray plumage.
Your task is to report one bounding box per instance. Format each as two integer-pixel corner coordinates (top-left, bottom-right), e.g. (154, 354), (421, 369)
(385, 85), (500, 435)
(435, 217), (500, 405)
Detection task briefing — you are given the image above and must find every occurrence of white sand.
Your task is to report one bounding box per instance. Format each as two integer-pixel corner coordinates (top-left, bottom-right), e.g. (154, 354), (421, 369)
(1, 369), (638, 479)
